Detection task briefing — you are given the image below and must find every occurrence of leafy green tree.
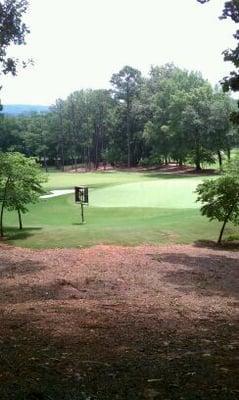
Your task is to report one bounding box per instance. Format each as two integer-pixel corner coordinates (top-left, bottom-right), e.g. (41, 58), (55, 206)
(198, 1), (239, 122)
(143, 65), (211, 168)
(224, 149), (239, 176)
(0, 115), (24, 151)
(196, 175), (239, 243)
(0, 63), (235, 172)
(86, 89), (115, 169)
(208, 90), (237, 167)
(22, 113), (50, 171)
(0, 152), (46, 236)
(0, 0), (30, 78)
(180, 84), (214, 170)
(111, 66), (142, 167)
(50, 99), (68, 170)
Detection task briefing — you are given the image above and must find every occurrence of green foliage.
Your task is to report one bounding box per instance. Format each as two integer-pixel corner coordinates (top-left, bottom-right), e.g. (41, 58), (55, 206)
(0, 64), (237, 171)
(198, 0), (239, 128)
(0, 115), (24, 151)
(0, 0), (30, 77)
(224, 149), (239, 176)
(111, 66), (143, 167)
(198, 1), (239, 93)
(0, 152), (46, 235)
(196, 175), (239, 243)
(138, 155), (163, 167)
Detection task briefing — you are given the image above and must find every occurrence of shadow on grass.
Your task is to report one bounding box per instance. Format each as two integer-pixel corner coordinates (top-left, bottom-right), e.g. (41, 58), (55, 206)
(144, 170), (219, 180)
(0, 294), (238, 399)
(194, 239), (239, 252)
(0, 255), (47, 278)
(5, 226), (42, 241)
(143, 172), (198, 180)
(153, 252), (239, 300)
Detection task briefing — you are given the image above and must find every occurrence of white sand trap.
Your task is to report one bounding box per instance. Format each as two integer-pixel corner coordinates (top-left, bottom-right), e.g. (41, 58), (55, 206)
(41, 189), (74, 199)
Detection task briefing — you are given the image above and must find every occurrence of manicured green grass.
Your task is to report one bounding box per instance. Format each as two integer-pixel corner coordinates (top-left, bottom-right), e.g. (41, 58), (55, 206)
(90, 179), (201, 208)
(3, 171), (238, 248)
(44, 171), (152, 190)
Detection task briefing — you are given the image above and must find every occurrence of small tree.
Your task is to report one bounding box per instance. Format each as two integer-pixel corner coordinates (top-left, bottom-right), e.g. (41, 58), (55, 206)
(196, 175), (239, 244)
(0, 152), (46, 236)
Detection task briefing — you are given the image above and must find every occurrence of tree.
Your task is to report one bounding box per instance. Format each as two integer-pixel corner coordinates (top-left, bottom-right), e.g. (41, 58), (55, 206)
(208, 90), (237, 167)
(50, 99), (67, 171)
(21, 113), (50, 171)
(0, 114), (24, 151)
(180, 84), (214, 170)
(0, 152), (46, 236)
(0, 0), (30, 77)
(196, 175), (239, 243)
(111, 66), (142, 167)
(224, 149), (239, 176)
(197, 1), (239, 95)
(143, 65), (212, 169)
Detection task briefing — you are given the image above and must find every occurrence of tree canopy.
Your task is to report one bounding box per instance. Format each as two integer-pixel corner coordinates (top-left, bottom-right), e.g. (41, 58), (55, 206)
(0, 64), (237, 170)
(0, 0), (30, 77)
(197, 1), (239, 95)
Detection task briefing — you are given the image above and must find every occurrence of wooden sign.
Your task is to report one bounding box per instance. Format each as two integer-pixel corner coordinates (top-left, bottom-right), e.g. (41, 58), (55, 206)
(75, 186), (89, 204)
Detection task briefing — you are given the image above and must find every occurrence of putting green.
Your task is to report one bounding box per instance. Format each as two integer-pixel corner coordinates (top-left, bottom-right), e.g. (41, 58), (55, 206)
(89, 178), (201, 208)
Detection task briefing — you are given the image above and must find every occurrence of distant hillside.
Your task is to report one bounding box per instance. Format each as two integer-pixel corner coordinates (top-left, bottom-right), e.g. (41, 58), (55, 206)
(0, 104), (49, 116)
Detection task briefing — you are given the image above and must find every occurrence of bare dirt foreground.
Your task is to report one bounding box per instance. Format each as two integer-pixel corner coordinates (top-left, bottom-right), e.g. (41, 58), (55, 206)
(0, 243), (238, 400)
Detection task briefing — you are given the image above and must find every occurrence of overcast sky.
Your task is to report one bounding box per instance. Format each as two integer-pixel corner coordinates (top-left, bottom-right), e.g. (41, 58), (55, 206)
(0, 0), (236, 105)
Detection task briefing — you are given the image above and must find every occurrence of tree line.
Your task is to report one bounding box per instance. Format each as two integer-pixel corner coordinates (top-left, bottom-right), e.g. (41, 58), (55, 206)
(0, 64), (238, 171)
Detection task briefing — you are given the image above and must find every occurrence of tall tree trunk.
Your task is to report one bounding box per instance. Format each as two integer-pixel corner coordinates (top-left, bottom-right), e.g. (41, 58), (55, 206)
(71, 153), (74, 170)
(56, 145), (60, 169)
(58, 101), (65, 172)
(17, 209), (23, 230)
(195, 144), (201, 171)
(127, 121), (130, 167)
(227, 148), (231, 161)
(217, 195), (239, 244)
(94, 128), (99, 170)
(83, 147), (86, 169)
(217, 150), (222, 170)
(218, 218), (228, 244)
(74, 155), (77, 172)
(72, 137), (77, 171)
(126, 94), (131, 168)
(61, 141), (65, 172)
(0, 201), (5, 238)
(195, 134), (202, 172)
(0, 177), (10, 237)
(195, 160), (202, 172)
(88, 146), (91, 170)
(43, 152), (48, 173)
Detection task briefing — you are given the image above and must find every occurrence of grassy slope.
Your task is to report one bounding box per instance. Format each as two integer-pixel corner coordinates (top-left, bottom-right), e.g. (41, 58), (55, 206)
(3, 171), (238, 248)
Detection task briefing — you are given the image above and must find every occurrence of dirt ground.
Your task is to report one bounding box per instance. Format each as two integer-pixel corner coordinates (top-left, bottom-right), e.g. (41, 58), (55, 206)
(0, 243), (238, 399)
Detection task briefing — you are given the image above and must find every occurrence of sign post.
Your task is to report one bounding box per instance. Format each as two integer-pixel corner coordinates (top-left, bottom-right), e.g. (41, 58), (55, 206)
(75, 186), (89, 224)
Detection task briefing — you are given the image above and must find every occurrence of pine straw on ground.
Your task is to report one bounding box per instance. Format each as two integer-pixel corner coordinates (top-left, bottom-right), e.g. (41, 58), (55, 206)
(0, 243), (238, 399)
